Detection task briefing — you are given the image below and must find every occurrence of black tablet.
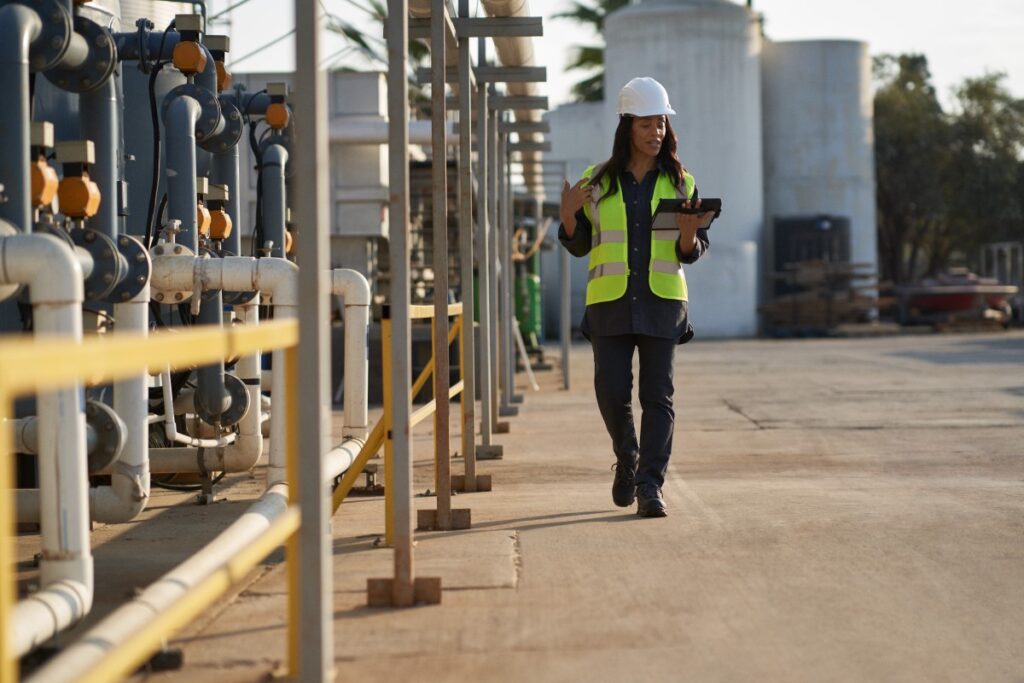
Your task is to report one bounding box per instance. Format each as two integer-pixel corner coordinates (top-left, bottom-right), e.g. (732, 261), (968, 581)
(655, 197), (722, 217)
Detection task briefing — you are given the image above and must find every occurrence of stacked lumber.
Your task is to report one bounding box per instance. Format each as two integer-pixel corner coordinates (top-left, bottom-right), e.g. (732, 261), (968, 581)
(762, 261), (889, 334)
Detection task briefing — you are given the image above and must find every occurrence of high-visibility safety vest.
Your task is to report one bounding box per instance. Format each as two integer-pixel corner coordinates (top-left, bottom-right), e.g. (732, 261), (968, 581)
(582, 164), (695, 306)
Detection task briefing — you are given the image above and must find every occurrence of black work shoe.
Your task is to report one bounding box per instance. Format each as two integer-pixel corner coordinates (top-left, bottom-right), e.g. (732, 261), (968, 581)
(636, 485), (667, 518)
(611, 460), (637, 507)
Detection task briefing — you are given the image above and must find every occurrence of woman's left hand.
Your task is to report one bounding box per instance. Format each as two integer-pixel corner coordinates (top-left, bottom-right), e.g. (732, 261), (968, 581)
(676, 199), (713, 256)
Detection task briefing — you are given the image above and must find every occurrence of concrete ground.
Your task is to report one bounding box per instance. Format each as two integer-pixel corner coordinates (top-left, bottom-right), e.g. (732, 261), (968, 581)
(18, 331), (1024, 681)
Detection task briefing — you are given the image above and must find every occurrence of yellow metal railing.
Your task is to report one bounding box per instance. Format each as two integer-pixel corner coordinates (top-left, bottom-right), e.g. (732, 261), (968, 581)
(330, 303), (467, 542)
(0, 319), (301, 682)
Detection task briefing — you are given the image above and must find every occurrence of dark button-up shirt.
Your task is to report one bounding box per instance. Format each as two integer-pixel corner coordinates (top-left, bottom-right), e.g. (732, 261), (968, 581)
(558, 167), (710, 344)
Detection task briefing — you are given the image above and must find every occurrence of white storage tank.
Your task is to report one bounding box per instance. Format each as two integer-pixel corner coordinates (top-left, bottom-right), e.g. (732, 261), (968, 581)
(761, 40), (877, 284)
(603, 0), (764, 337)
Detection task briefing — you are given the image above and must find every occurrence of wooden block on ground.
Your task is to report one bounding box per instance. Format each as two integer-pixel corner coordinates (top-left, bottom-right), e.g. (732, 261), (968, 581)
(451, 474), (493, 492)
(476, 444), (503, 460)
(366, 577), (443, 607)
(495, 421), (510, 434)
(417, 508), (472, 531)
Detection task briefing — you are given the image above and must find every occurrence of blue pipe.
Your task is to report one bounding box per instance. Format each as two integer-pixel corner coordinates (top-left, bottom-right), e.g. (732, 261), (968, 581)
(164, 95), (201, 251)
(211, 145), (240, 254)
(0, 4), (42, 233)
(261, 143), (288, 259)
(80, 77), (119, 238)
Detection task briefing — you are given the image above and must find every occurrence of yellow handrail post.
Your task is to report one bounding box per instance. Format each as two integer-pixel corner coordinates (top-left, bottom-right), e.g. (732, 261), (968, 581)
(383, 317), (395, 547)
(284, 346), (301, 678)
(0, 389), (15, 683)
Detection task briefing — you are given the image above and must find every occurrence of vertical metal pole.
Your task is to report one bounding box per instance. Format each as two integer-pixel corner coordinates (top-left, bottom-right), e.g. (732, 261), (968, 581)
(487, 93), (500, 429)
(0, 392), (14, 683)
(496, 115), (513, 413)
(457, 0), (477, 489)
(476, 45), (494, 450)
(560, 165), (571, 390)
(504, 131), (517, 404)
(284, 346), (301, 675)
(430, 0), (452, 529)
(382, 316), (395, 545)
(293, 0), (332, 676)
(386, 0), (415, 607)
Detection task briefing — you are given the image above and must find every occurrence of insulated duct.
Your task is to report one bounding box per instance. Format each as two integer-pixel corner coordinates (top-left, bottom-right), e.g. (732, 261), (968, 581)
(407, 0), (544, 196)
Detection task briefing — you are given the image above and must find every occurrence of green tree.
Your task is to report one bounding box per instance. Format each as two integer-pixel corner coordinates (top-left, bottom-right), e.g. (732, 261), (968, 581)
(554, 0), (632, 102)
(945, 73), (1024, 270)
(873, 54), (951, 284)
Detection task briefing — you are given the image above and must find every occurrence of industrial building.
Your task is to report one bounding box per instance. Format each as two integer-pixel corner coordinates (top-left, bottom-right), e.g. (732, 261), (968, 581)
(545, 0), (877, 337)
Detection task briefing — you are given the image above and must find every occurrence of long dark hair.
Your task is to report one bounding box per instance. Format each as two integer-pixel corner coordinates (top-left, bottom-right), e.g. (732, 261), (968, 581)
(589, 115), (686, 202)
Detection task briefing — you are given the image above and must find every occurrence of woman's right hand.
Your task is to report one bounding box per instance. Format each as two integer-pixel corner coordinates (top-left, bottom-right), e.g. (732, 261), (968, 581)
(560, 179), (593, 235)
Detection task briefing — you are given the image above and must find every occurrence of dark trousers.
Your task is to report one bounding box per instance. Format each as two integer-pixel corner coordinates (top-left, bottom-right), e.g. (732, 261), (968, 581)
(591, 334), (677, 489)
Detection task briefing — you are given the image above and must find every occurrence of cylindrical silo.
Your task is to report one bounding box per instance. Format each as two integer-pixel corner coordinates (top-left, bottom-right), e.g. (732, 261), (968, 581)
(603, 0), (763, 337)
(761, 40), (877, 285)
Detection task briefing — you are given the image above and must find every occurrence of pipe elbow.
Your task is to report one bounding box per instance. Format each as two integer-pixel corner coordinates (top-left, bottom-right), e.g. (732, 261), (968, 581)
(256, 257), (299, 307)
(263, 143), (289, 167)
(0, 4), (42, 63)
(331, 268), (371, 306)
(0, 234), (83, 304)
(164, 95), (202, 137)
(89, 482), (146, 524)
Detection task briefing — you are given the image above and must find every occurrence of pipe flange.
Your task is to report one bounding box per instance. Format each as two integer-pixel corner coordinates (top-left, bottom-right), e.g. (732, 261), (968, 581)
(16, 0), (73, 73)
(106, 233), (151, 303)
(217, 373), (251, 428)
(70, 227), (124, 301)
(43, 15), (116, 93)
(85, 399), (125, 474)
(202, 98), (243, 153)
(162, 83), (223, 143)
(149, 241), (194, 304)
(0, 219), (20, 303)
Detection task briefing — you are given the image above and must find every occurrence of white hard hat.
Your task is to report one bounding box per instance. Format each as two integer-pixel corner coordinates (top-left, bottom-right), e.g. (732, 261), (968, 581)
(617, 77), (676, 117)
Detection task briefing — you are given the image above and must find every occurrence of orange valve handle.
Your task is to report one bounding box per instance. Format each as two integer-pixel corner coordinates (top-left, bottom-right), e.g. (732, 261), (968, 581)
(58, 173), (101, 219)
(197, 204), (212, 237)
(209, 209), (232, 240)
(173, 41), (208, 75)
(31, 158), (59, 208)
(265, 102), (290, 130)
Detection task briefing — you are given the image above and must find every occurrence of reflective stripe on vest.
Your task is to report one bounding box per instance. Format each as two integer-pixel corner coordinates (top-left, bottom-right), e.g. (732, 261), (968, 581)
(581, 164), (695, 305)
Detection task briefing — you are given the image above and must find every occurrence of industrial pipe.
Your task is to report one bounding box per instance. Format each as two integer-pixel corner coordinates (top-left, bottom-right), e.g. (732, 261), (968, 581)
(80, 77), (120, 238)
(28, 485), (291, 683)
(211, 145), (241, 255)
(195, 286), (233, 421)
(331, 268), (370, 440)
(1, 233), (92, 657)
(0, 4), (42, 233)
(89, 283), (152, 524)
(10, 416), (99, 457)
(164, 94), (202, 250)
(160, 367), (237, 448)
(261, 143), (288, 258)
(328, 117), (459, 146)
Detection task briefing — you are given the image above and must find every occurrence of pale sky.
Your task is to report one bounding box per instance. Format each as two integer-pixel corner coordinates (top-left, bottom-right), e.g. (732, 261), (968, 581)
(213, 0), (1023, 111)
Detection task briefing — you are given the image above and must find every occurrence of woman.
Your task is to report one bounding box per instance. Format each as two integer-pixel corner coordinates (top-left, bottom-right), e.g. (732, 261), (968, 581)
(559, 77), (713, 518)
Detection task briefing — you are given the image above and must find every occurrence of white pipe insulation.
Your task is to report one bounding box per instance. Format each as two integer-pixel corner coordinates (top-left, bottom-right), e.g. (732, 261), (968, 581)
(28, 485), (292, 683)
(1, 233), (92, 657)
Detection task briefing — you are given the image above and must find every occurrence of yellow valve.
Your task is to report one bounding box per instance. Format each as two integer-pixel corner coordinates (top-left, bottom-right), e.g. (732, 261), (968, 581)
(173, 41), (208, 75)
(215, 61), (232, 92)
(266, 102), (290, 130)
(58, 172), (101, 219)
(30, 157), (59, 207)
(209, 208), (232, 240)
(285, 230), (294, 254)
(197, 204), (212, 237)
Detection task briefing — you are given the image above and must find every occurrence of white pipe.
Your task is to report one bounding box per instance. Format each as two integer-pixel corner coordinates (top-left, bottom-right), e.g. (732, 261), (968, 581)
(1, 233), (92, 657)
(328, 117), (458, 145)
(331, 269), (370, 440)
(28, 485), (291, 683)
(88, 285), (152, 525)
(160, 367), (237, 448)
